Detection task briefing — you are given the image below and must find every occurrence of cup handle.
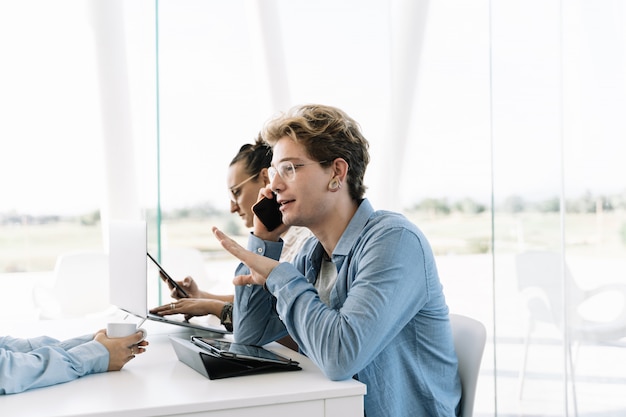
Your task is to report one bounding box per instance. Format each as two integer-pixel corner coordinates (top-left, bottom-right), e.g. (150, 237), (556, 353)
(137, 328), (148, 342)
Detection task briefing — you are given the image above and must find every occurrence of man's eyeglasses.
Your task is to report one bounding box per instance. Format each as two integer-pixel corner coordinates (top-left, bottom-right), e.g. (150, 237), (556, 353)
(268, 160), (327, 182)
(229, 173), (259, 202)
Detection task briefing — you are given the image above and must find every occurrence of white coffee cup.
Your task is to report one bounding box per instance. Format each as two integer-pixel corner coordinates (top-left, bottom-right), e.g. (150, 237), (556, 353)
(106, 322), (148, 341)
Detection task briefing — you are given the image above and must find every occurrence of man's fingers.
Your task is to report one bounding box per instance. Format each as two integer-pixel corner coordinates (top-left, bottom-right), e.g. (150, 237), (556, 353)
(213, 227), (248, 259)
(213, 226), (277, 286)
(232, 274), (255, 286)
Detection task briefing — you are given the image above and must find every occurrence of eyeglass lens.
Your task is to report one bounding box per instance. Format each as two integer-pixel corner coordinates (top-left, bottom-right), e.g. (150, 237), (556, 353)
(268, 161), (296, 182)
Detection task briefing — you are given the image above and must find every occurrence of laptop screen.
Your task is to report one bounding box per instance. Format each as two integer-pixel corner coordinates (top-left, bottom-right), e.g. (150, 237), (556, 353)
(109, 220), (229, 334)
(109, 220), (147, 318)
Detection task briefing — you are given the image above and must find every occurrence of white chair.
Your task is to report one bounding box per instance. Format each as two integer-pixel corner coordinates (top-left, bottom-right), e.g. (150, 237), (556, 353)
(515, 251), (626, 414)
(33, 250), (115, 319)
(450, 313), (487, 417)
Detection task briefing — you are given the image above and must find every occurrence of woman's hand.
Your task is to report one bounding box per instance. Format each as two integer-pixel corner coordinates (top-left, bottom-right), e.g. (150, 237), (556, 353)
(162, 275), (202, 299)
(212, 226), (279, 286)
(149, 298), (226, 320)
(94, 329), (149, 371)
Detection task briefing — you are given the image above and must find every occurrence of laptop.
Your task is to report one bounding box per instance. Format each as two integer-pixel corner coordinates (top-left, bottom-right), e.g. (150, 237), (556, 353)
(109, 220), (229, 335)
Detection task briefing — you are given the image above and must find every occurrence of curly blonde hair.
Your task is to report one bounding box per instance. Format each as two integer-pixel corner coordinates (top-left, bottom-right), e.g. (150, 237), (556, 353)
(261, 104), (369, 201)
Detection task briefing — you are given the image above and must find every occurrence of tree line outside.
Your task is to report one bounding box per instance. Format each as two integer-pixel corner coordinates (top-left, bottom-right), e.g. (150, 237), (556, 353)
(1, 190), (625, 273)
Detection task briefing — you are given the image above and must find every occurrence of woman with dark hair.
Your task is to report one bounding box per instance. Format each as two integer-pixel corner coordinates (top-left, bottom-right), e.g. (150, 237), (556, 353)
(150, 135), (310, 340)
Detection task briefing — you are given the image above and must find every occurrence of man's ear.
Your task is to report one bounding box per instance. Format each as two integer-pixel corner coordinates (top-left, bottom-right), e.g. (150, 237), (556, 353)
(332, 158), (349, 182)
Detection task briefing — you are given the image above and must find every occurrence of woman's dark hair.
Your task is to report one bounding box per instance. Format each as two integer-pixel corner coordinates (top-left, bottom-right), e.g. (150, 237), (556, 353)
(229, 133), (273, 175)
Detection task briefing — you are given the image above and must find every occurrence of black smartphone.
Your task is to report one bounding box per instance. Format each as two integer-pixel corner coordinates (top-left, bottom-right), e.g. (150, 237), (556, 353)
(147, 252), (189, 298)
(252, 196), (283, 231)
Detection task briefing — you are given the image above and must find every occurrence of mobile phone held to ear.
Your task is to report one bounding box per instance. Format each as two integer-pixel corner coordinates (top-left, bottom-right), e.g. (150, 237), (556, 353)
(252, 196), (283, 231)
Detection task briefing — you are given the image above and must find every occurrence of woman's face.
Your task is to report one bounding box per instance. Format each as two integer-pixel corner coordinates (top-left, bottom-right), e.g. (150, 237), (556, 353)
(226, 161), (265, 228)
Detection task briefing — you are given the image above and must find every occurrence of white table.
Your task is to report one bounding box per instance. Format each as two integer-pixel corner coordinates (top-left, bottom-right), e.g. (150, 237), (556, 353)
(0, 317), (366, 417)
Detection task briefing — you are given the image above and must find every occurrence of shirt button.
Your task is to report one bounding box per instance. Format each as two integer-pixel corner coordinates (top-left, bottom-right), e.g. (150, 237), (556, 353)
(257, 248), (263, 253)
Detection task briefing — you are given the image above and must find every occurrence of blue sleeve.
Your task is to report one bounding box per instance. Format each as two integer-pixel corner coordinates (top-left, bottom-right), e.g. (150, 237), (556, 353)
(232, 233), (290, 345)
(269, 227), (432, 380)
(0, 335), (109, 395)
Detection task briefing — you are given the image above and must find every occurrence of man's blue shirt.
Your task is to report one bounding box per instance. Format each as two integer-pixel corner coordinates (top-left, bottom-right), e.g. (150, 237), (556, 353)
(234, 199), (462, 417)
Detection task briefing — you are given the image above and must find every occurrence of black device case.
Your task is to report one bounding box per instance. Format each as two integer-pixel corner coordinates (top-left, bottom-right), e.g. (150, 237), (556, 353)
(199, 351), (301, 380)
(170, 336), (301, 380)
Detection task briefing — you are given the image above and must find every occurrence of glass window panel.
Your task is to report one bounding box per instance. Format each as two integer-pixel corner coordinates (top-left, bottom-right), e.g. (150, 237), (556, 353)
(0, 1), (104, 271)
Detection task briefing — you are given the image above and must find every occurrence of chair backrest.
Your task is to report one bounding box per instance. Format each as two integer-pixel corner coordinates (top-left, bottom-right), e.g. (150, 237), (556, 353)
(515, 251), (585, 328)
(53, 250), (111, 316)
(450, 313), (487, 417)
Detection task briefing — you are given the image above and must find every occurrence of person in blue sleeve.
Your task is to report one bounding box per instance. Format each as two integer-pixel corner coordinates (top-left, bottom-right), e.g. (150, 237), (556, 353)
(0, 330), (148, 395)
(149, 136), (311, 351)
(211, 104), (462, 417)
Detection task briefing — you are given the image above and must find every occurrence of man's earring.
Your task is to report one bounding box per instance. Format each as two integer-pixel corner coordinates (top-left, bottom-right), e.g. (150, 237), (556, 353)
(328, 178), (341, 191)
